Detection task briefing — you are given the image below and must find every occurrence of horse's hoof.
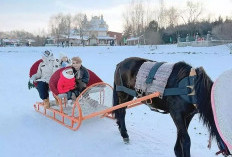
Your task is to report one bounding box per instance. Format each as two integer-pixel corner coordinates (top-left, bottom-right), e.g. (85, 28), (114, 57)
(123, 138), (129, 144)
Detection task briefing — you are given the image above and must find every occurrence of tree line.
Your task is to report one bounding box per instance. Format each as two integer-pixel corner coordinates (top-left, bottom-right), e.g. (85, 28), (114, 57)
(122, 0), (232, 44)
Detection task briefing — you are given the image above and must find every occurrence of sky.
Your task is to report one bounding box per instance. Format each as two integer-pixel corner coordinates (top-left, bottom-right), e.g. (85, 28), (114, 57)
(0, 0), (231, 35)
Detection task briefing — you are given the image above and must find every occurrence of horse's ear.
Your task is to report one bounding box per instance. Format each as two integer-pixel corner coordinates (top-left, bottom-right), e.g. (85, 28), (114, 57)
(197, 66), (205, 75)
(199, 66), (204, 71)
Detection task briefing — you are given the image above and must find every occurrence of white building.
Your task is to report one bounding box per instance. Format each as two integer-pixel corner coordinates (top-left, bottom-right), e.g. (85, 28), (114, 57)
(46, 15), (115, 46)
(82, 15), (115, 46)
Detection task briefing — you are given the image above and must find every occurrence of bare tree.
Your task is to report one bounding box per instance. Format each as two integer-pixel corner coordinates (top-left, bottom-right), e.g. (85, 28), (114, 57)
(72, 13), (86, 46)
(178, 1), (203, 26)
(49, 13), (72, 46)
(49, 13), (64, 46)
(122, 0), (145, 37)
(165, 6), (179, 28)
(122, 10), (132, 38)
(186, 0), (203, 24)
(158, 0), (166, 28)
(144, 0), (153, 27)
(64, 14), (71, 46)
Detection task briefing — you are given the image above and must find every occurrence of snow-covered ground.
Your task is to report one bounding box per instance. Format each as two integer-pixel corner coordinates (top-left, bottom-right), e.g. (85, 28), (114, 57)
(0, 44), (231, 157)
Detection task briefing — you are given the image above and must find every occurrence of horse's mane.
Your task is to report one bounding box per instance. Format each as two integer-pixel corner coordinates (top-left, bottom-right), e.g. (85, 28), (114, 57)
(166, 61), (192, 87)
(175, 62), (192, 82)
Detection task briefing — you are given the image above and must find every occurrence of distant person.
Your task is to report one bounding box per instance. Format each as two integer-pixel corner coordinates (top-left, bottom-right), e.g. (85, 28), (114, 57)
(111, 40), (115, 46)
(57, 68), (77, 105)
(30, 50), (60, 109)
(71, 57), (89, 94)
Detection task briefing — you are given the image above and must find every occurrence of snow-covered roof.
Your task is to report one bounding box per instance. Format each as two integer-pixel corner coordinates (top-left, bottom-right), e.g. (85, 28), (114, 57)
(90, 28), (108, 32)
(46, 36), (56, 40)
(97, 36), (115, 40)
(127, 37), (140, 41)
(2, 39), (20, 43)
(2, 39), (11, 42)
(69, 35), (89, 40)
(27, 39), (35, 42)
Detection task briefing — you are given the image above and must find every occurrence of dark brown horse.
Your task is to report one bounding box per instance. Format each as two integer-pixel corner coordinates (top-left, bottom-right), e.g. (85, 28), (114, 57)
(113, 57), (230, 157)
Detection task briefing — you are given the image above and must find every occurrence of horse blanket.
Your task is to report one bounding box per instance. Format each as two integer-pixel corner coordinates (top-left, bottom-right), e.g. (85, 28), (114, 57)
(135, 61), (175, 98)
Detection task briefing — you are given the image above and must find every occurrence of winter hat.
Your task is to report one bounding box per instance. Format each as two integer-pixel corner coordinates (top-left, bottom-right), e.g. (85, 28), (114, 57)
(43, 50), (53, 58)
(62, 68), (74, 79)
(72, 57), (82, 64)
(42, 50), (54, 62)
(59, 52), (67, 60)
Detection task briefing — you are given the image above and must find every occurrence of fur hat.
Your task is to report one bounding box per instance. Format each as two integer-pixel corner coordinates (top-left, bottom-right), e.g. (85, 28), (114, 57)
(72, 57), (82, 64)
(62, 68), (74, 79)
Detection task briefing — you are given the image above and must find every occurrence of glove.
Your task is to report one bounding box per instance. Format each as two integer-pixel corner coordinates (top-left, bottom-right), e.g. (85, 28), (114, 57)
(28, 76), (36, 90)
(28, 79), (35, 90)
(76, 79), (81, 83)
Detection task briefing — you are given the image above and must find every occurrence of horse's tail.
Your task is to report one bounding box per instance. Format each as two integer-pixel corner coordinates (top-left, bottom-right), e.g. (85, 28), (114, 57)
(195, 67), (230, 155)
(195, 67), (215, 137)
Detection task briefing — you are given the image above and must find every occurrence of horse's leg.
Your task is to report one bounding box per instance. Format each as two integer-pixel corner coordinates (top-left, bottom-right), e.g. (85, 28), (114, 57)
(117, 107), (129, 142)
(116, 92), (133, 143)
(170, 111), (191, 157)
(174, 114), (194, 157)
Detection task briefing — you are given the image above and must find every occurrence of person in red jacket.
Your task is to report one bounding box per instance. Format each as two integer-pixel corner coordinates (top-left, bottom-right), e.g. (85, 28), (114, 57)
(57, 68), (77, 105)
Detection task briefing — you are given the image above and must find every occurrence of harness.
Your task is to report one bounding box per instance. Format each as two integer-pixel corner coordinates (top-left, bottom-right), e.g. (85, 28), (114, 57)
(116, 66), (198, 112)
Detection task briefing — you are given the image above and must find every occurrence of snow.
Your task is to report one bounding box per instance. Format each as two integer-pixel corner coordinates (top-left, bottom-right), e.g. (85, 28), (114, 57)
(0, 44), (231, 157)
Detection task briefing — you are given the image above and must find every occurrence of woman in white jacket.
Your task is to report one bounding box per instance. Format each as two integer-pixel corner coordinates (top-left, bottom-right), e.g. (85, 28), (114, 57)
(30, 50), (60, 108)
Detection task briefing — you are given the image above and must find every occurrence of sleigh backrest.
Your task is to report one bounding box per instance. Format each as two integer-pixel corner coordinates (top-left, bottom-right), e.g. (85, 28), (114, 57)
(49, 67), (103, 96)
(29, 59), (43, 87)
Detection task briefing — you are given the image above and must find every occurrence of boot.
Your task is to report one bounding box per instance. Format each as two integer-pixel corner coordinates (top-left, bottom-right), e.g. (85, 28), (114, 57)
(43, 99), (50, 109)
(53, 94), (59, 105)
(55, 97), (59, 104)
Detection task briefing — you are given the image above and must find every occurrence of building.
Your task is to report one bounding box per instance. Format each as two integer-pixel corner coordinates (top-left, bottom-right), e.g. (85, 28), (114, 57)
(0, 38), (35, 46)
(83, 15), (115, 46)
(69, 35), (89, 46)
(46, 15), (116, 46)
(107, 31), (123, 45)
(126, 35), (145, 45)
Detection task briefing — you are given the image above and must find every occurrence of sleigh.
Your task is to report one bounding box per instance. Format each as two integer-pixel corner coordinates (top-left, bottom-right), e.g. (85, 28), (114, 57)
(30, 60), (161, 131)
(33, 66), (113, 130)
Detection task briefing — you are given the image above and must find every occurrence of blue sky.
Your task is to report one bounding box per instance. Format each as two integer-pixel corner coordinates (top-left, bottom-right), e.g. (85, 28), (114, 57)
(0, 0), (231, 34)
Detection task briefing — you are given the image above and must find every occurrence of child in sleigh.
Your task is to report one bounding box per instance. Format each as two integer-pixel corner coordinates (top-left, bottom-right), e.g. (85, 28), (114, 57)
(57, 68), (79, 105)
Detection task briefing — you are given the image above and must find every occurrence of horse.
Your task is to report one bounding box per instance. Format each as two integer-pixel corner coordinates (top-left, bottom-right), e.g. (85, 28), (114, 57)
(113, 57), (230, 157)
